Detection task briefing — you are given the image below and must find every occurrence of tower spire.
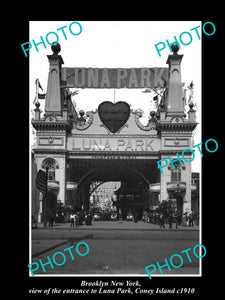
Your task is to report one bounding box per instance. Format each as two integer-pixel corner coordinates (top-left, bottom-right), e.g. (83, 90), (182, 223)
(166, 43), (184, 116)
(45, 43), (64, 116)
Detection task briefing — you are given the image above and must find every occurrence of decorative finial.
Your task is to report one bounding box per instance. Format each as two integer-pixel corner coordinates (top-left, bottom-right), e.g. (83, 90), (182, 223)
(51, 42), (61, 55)
(171, 43), (180, 54)
(189, 102), (194, 110)
(79, 110), (85, 117)
(150, 111), (156, 117)
(35, 101), (40, 109)
(78, 110), (86, 125)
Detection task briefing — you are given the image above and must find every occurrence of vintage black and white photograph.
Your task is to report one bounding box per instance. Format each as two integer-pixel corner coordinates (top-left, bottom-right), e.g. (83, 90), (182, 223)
(29, 21), (202, 278)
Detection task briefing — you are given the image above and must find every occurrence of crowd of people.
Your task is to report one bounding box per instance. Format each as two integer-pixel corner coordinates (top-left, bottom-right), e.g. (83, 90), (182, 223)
(33, 208), (198, 229)
(142, 210), (198, 229)
(69, 212), (92, 228)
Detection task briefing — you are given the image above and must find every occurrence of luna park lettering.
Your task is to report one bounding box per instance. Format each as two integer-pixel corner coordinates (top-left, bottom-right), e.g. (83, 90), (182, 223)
(73, 138), (154, 151)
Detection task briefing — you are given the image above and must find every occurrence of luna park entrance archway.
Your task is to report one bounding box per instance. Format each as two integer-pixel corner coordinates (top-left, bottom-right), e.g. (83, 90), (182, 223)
(67, 157), (159, 220)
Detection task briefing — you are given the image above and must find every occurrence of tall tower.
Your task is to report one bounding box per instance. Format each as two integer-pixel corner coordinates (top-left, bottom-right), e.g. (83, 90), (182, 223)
(32, 44), (73, 214)
(157, 44), (197, 214)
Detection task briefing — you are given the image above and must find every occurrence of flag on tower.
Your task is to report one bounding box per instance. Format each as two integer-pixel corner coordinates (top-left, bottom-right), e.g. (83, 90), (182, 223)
(35, 78), (43, 91)
(36, 169), (48, 194)
(33, 79), (46, 103)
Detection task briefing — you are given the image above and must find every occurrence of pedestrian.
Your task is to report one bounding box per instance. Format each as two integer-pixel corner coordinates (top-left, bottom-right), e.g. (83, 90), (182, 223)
(173, 211), (178, 229)
(70, 212), (75, 229)
(134, 212), (138, 223)
(84, 213), (87, 224)
(143, 211), (148, 223)
(152, 213), (158, 225)
(75, 212), (80, 227)
(85, 213), (92, 225)
(50, 216), (54, 227)
(177, 212), (182, 225)
(79, 211), (83, 225)
(168, 213), (173, 229)
(185, 212), (189, 226)
(147, 212), (150, 223)
(48, 214), (54, 227)
(159, 213), (165, 228)
(182, 212), (187, 226)
(189, 211), (194, 227)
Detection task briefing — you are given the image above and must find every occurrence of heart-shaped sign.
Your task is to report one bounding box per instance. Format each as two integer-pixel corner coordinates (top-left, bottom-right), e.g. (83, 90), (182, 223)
(98, 101), (130, 133)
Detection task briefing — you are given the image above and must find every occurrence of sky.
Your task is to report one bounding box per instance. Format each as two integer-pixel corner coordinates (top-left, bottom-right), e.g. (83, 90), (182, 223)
(29, 21), (201, 172)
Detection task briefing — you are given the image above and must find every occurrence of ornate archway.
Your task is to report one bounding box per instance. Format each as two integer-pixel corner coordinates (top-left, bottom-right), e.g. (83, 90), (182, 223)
(74, 164), (150, 215)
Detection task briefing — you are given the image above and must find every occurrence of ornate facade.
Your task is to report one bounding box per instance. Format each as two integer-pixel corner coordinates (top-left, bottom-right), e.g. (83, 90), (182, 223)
(31, 44), (198, 222)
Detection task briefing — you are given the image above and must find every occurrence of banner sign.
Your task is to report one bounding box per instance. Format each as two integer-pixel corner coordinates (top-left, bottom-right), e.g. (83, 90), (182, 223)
(71, 137), (160, 152)
(61, 67), (168, 88)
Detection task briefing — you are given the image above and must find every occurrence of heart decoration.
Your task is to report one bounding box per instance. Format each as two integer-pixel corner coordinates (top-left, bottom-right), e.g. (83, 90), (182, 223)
(98, 101), (130, 133)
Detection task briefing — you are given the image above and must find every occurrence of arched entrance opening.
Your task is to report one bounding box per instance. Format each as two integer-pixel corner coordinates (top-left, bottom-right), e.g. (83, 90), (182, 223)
(72, 164), (150, 220)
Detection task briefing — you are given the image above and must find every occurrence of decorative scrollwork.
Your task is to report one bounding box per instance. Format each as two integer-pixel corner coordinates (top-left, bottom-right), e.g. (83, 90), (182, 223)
(76, 111), (94, 130)
(134, 110), (157, 131)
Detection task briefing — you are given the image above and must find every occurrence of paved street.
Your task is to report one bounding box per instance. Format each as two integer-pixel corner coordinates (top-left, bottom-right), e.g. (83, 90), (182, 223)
(31, 221), (200, 276)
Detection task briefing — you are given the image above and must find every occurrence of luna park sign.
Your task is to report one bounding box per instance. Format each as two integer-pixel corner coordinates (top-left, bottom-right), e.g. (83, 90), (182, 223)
(62, 67), (168, 88)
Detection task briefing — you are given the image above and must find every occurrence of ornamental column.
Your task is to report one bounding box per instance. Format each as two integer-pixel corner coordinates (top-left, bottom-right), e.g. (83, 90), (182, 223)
(166, 44), (184, 115)
(157, 44), (197, 214)
(45, 43), (64, 116)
